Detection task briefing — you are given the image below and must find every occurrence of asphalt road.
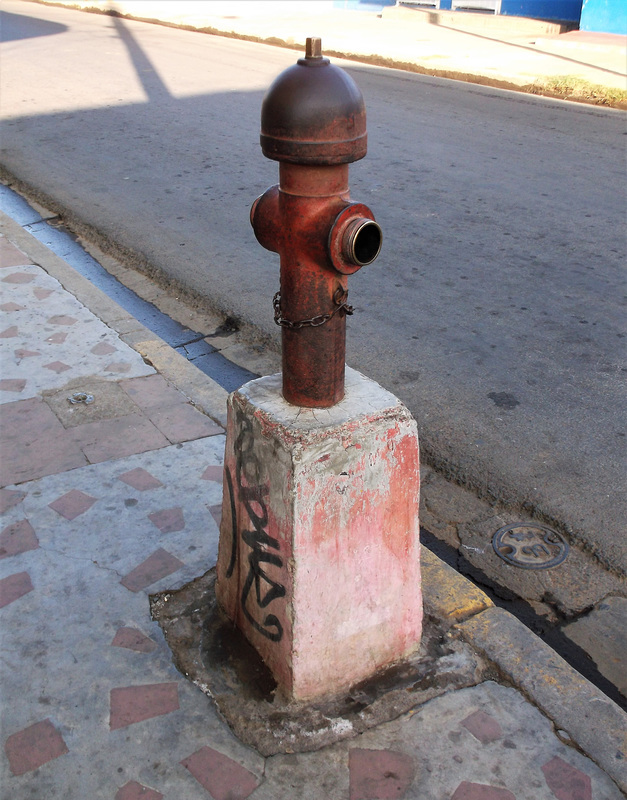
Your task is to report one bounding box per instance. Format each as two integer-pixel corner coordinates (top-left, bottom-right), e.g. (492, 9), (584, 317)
(1, 2), (625, 573)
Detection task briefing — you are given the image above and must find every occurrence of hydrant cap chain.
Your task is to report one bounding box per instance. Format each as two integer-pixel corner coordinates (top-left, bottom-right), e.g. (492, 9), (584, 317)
(260, 39), (367, 165)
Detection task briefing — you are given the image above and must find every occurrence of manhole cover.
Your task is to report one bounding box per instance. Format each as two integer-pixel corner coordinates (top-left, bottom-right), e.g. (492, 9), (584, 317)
(492, 523), (568, 570)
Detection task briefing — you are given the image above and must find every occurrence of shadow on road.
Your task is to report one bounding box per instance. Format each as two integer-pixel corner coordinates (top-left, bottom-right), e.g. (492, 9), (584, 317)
(0, 10), (68, 42)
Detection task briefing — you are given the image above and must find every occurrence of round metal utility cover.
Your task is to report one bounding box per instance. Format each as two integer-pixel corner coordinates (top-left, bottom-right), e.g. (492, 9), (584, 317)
(260, 37), (367, 165)
(492, 523), (569, 570)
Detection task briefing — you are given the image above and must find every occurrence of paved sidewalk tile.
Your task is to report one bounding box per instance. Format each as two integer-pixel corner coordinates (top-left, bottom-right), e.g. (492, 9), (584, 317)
(4, 718), (68, 776)
(120, 548), (185, 592)
(0, 238), (29, 268)
(0, 570), (33, 608)
(115, 781), (164, 800)
(109, 683), (180, 730)
(0, 397), (87, 484)
(112, 627), (157, 654)
(181, 746), (260, 800)
(71, 414), (170, 463)
(0, 261), (154, 402)
(0, 518), (39, 559)
(349, 748), (415, 799)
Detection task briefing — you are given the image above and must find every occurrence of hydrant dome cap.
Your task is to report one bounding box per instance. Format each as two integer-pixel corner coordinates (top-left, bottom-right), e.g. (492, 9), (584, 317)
(260, 59), (367, 165)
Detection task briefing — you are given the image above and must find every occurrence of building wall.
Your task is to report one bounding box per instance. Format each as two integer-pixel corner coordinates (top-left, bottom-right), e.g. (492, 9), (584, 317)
(500, 0), (582, 20)
(580, 0), (627, 33)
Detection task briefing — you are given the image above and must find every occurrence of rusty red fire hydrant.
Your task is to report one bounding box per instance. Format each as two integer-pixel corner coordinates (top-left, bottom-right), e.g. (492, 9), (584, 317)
(215, 41), (421, 704)
(251, 37), (382, 408)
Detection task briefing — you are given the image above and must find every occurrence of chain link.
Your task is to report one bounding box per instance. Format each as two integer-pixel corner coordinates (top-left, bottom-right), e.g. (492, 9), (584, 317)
(273, 287), (354, 329)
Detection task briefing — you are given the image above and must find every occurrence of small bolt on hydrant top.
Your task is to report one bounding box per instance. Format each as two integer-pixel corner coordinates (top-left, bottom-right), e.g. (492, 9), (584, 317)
(252, 39), (382, 408)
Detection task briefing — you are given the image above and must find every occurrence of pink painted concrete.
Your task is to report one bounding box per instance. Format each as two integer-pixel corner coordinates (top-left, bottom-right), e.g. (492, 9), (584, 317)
(215, 369), (422, 701)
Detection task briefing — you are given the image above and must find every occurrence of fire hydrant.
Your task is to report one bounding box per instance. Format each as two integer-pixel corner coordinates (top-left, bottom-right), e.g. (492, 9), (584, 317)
(251, 37), (382, 408)
(215, 40), (421, 704)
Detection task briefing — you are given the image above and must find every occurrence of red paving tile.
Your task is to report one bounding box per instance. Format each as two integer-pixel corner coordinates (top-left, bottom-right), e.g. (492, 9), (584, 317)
(33, 287), (55, 300)
(0, 325), (19, 337)
(0, 397), (86, 484)
(106, 361), (133, 373)
(0, 378), (26, 392)
(43, 361), (71, 374)
(181, 746), (259, 800)
(72, 414), (170, 463)
(120, 374), (186, 411)
(0, 519), (39, 559)
(91, 342), (117, 355)
(349, 748), (415, 799)
(209, 504), (222, 528)
(109, 683), (179, 730)
(112, 627), (157, 653)
(49, 489), (97, 520)
(2, 272), (35, 284)
(4, 718), (68, 775)
(0, 302), (24, 311)
(14, 348), (41, 359)
(148, 507), (185, 533)
(149, 404), (223, 443)
(118, 467), (163, 491)
(120, 547), (184, 592)
(542, 756), (592, 800)
(46, 331), (68, 344)
(47, 314), (77, 326)
(201, 465), (224, 482)
(0, 239), (29, 267)
(115, 781), (163, 800)
(460, 710), (503, 743)
(0, 571), (34, 608)
(0, 488), (26, 513)
(451, 782), (516, 800)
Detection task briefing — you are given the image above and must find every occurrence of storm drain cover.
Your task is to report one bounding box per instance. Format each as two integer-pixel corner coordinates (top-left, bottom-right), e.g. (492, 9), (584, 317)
(492, 523), (569, 570)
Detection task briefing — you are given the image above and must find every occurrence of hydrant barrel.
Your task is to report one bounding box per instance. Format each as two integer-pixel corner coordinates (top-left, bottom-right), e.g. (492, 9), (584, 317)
(252, 39), (381, 407)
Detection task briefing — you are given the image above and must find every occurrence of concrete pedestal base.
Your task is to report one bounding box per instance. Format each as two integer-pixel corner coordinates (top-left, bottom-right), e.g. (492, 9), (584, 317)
(215, 368), (422, 702)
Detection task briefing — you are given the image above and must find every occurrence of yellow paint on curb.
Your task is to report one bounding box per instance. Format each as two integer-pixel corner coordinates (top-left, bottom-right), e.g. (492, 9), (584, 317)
(421, 545), (493, 624)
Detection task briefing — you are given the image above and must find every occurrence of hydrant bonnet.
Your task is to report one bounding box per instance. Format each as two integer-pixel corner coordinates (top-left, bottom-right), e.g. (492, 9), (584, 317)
(260, 37), (367, 165)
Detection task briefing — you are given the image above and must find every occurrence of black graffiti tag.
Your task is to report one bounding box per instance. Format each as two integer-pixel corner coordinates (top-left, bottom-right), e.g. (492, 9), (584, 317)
(225, 411), (285, 642)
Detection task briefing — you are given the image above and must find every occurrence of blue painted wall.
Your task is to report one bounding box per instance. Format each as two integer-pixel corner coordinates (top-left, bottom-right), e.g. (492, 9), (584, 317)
(580, 0), (627, 33)
(500, 0), (583, 20)
(333, 0), (396, 11)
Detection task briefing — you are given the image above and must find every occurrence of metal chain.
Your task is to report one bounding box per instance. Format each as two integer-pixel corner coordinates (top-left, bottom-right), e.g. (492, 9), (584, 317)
(273, 287), (354, 329)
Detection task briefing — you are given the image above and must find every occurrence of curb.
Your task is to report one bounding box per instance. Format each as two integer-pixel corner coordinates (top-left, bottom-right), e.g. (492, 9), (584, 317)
(456, 607), (627, 792)
(2, 209), (625, 790)
(422, 547), (627, 792)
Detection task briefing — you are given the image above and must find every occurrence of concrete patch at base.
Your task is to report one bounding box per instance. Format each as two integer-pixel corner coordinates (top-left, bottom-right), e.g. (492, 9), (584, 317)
(150, 569), (487, 757)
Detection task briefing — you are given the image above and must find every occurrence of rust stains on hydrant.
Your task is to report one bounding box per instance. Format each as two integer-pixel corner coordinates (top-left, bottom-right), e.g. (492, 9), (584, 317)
(251, 37), (382, 408)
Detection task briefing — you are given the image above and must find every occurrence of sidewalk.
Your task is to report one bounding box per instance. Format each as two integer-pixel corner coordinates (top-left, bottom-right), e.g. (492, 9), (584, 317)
(1, 209), (626, 797)
(39, 0), (627, 98)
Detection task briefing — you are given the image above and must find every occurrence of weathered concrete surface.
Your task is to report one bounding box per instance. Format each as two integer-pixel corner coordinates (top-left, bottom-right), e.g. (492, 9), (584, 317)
(563, 596), (627, 697)
(151, 569), (485, 757)
(457, 606), (627, 792)
(420, 545), (493, 626)
(255, 682), (625, 800)
(215, 369), (422, 701)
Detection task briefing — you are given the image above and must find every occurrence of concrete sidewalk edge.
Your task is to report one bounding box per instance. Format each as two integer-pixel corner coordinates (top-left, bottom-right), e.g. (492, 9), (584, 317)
(2, 210), (625, 789)
(457, 607), (627, 792)
(0, 212), (230, 428)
